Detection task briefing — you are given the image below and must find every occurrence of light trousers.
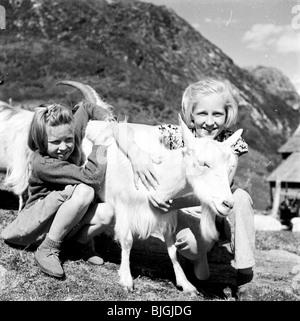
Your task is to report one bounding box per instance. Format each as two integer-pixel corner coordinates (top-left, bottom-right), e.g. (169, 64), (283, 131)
(175, 188), (256, 270)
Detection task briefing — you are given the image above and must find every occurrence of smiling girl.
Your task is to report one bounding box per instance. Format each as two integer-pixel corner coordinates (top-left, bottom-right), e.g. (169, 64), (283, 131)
(114, 78), (255, 300)
(1, 103), (114, 278)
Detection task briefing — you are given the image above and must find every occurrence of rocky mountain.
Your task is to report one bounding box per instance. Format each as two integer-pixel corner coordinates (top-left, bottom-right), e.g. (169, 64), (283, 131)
(0, 0), (299, 209)
(247, 66), (300, 111)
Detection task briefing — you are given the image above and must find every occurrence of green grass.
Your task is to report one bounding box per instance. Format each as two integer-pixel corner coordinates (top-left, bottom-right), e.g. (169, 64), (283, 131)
(1, 208), (300, 301)
(255, 230), (300, 255)
(0, 209), (202, 301)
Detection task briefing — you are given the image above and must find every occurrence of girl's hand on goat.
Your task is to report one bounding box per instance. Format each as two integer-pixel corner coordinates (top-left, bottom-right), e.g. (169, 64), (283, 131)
(128, 145), (162, 190)
(149, 195), (202, 213)
(112, 123), (162, 190)
(148, 193), (173, 213)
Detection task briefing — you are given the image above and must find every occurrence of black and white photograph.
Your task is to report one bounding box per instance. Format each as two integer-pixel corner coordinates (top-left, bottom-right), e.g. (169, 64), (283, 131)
(0, 0), (300, 307)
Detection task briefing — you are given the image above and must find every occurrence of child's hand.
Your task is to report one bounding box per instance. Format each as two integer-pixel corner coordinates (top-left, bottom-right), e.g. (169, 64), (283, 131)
(149, 195), (201, 214)
(129, 146), (162, 191)
(148, 193), (173, 213)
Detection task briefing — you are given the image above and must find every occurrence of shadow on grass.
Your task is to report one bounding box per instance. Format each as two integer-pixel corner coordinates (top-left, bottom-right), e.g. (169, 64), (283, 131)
(2, 240), (38, 252)
(94, 233), (237, 300)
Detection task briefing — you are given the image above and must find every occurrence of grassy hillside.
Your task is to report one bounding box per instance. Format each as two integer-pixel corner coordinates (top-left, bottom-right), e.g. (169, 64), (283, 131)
(1, 204), (300, 302)
(1, 0), (298, 209)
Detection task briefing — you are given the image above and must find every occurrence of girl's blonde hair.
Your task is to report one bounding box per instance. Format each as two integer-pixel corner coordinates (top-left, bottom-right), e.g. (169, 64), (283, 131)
(181, 78), (238, 129)
(28, 103), (81, 164)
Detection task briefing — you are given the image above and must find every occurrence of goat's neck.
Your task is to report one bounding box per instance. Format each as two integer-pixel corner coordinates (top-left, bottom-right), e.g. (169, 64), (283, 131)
(154, 149), (190, 201)
(200, 206), (219, 246)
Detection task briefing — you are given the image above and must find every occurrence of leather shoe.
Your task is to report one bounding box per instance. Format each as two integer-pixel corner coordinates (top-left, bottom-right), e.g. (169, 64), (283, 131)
(233, 282), (253, 301)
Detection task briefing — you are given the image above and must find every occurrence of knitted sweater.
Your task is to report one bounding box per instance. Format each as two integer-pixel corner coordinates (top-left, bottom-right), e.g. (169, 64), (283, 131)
(25, 145), (107, 209)
(24, 102), (111, 209)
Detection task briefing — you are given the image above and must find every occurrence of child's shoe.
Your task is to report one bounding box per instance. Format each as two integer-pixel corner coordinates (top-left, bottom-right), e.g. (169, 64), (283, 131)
(234, 282), (253, 301)
(64, 238), (104, 265)
(35, 245), (64, 278)
(77, 239), (104, 265)
(233, 269), (254, 301)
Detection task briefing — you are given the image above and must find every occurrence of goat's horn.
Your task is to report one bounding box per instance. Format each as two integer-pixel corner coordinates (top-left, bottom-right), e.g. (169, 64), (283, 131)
(56, 80), (105, 108)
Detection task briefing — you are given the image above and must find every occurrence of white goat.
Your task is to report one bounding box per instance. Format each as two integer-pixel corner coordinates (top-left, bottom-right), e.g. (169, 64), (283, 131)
(0, 81), (241, 295)
(84, 118), (241, 294)
(0, 102), (34, 211)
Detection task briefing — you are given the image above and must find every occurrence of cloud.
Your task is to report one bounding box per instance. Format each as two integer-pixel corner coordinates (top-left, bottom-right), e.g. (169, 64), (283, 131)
(276, 32), (300, 53)
(242, 23), (300, 53)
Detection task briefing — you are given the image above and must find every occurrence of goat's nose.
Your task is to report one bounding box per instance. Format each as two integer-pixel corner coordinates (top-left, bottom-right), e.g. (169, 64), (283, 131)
(223, 200), (234, 210)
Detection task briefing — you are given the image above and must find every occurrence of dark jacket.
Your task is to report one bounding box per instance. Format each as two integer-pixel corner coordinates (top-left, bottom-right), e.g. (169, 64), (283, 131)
(24, 102), (110, 209)
(25, 145), (107, 209)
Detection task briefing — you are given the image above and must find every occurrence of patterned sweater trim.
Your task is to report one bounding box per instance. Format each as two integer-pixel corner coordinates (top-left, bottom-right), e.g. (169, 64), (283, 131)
(157, 124), (248, 156)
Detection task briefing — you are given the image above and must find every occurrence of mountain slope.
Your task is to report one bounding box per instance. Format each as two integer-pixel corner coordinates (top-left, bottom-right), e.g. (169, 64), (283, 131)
(0, 0), (299, 209)
(248, 66), (300, 111)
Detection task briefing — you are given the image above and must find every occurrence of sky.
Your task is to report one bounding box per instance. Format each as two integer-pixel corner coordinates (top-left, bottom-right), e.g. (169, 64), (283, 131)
(139, 0), (300, 94)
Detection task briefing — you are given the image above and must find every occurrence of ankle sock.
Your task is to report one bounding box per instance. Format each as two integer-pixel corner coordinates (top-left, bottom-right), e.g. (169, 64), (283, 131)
(40, 235), (62, 250)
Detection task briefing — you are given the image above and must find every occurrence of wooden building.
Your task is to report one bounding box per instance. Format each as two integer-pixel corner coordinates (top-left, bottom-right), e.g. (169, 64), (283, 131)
(267, 124), (300, 218)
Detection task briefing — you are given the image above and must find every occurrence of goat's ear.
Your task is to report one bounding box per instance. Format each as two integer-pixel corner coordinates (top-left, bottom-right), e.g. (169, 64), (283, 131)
(178, 114), (196, 149)
(223, 129), (243, 147)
